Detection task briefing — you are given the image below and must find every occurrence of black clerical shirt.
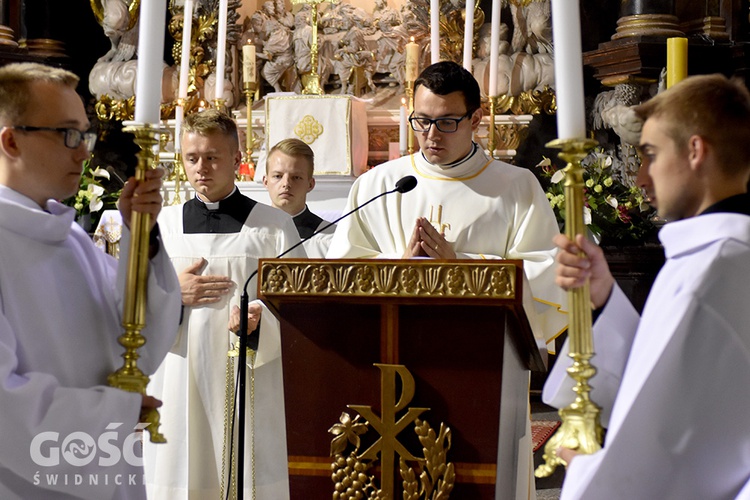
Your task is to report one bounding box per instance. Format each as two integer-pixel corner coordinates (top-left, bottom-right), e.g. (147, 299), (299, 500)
(700, 192), (750, 217)
(182, 189), (257, 234)
(292, 206), (326, 239)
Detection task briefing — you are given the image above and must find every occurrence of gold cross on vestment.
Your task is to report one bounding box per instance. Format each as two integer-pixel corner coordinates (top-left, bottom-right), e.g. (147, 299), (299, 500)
(429, 205), (451, 234)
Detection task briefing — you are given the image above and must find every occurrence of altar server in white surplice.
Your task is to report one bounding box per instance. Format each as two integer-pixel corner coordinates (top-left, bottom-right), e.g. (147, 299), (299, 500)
(327, 61), (566, 500)
(263, 138), (336, 258)
(0, 62), (181, 499)
(144, 110), (302, 499)
(545, 74), (750, 500)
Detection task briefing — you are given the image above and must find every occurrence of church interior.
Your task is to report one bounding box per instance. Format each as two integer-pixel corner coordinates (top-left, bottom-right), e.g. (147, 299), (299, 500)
(2, 0), (748, 498)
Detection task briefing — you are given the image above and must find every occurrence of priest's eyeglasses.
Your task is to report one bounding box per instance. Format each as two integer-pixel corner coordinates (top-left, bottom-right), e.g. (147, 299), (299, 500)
(408, 113), (471, 133)
(12, 126), (97, 153)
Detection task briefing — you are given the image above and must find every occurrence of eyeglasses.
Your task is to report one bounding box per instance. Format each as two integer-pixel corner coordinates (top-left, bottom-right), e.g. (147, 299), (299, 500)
(12, 126), (97, 153)
(408, 112), (471, 133)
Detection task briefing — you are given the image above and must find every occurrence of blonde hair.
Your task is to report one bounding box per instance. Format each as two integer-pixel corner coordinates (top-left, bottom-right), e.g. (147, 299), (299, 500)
(182, 109), (240, 152)
(0, 63), (79, 125)
(268, 138), (315, 176)
(634, 74), (750, 177)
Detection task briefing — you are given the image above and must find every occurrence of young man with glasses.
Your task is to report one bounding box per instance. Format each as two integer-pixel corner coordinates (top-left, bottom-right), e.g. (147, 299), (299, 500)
(0, 62), (181, 498)
(327, 61), (565, 499)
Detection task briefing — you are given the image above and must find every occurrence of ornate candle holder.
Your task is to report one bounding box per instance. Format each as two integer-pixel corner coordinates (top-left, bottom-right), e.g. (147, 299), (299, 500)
(488, 95), (497, 158)
(108, 123), (166, 443)
(405, 80), (415, 154)
(171, 151), (187, 206)
(293, 0), (325, 95)
(212, 97), (226, 113)
(243, 81), (257, 173)
(535, 137), (603, 478)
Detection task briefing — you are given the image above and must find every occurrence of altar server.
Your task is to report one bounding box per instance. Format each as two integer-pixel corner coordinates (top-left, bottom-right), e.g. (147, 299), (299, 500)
(263, 138), (335, 258)
(326, 60), (566, 500)
(0, 62), (181, 499)
(545, 74), (750, 499)
(144, 109), (302, 499)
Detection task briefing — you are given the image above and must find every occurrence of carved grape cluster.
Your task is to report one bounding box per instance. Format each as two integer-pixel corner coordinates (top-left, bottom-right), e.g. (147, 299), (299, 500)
(331, 454), (383, 499)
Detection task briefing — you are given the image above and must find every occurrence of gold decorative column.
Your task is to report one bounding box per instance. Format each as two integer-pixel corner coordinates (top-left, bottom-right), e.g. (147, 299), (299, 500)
(535, 137), (603, 477)
(108, 124), (165, 443)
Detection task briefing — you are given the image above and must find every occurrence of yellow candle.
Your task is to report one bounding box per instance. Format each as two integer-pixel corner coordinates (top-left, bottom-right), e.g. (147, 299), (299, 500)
(243, 43), (256, 84)
(405, 37), (419, 82)
(667, 37), (687, 89)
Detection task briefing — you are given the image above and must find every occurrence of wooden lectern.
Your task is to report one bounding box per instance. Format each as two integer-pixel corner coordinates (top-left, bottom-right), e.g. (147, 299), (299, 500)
(258, 259), (544, 499)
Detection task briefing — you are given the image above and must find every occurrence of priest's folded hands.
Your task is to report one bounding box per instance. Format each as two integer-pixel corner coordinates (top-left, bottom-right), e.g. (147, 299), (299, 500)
(403, 216), (458, 259)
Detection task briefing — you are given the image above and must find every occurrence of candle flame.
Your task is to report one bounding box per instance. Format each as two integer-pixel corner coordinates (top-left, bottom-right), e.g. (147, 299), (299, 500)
(410, 36), (415, 43)
(401, 97), (406, 106)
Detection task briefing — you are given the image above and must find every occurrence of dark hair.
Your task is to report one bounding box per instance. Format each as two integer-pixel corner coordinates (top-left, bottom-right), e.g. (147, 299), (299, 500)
(414, 61), (481, 116)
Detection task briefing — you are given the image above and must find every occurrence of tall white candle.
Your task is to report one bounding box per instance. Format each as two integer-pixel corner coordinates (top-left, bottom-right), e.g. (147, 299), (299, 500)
(405, 37), (419, 82)
(399, 98), (407, 153)
(550, 0), (586, 140)
(462, 0), (475, 72)
(215, 0), (228, 101)
(178, 0), (193, 100)
(134, 0), (167, 124)
(430, 0), (439, 64)
(488, 0), (500, 96)
(242, 43), (256, 84)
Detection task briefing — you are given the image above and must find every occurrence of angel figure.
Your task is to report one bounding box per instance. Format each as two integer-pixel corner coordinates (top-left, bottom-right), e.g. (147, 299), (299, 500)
(95, 0), (139, 62)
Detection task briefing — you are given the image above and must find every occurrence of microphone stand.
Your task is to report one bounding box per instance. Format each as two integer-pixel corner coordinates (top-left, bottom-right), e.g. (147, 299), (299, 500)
(232, 176), (417, 498)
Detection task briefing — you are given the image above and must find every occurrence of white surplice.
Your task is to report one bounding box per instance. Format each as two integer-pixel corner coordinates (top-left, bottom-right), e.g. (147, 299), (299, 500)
(144, 202), (303, 499)
(0, 186), (181, 500)
(544, 213), (750, 500)
(326, 149), (566, 500)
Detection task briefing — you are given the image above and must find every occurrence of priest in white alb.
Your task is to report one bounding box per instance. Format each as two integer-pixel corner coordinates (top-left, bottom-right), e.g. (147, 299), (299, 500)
(327, 61), (566, 500)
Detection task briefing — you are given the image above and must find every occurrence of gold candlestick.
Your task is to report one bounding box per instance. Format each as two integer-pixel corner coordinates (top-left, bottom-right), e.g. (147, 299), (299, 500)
(488, 95), (497, 158)
(109, 124), (166, 443)
(212, 97), (226, 113)
(405, 80), (415, 154)
(171, 151), (187, 206)
(244, 81), (257, 171)
(535, 137), (603, 478)
(293, 0), (326, 95)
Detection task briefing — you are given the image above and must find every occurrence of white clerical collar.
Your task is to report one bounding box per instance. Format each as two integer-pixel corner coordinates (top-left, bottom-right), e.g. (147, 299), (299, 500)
(196, 186), (237, 210)
(422, 142), (478, 168)
(290, 205), (308, 219)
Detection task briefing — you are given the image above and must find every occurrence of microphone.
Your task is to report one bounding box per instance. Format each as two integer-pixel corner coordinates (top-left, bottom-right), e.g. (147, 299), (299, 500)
(232, 175), (417, 497)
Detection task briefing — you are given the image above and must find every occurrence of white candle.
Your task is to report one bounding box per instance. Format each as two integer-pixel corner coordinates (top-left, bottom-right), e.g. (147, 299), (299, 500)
(550, 0), (586, 140)
(134, 0), (167, 124)
(399, 98), (407, 154)
(215, 0), (228, 101)
(178, 0), (193, 100)
(488, 0), (500, 96)
(242, 43), (256, 84)
(462, 0), (475, 72)
(430, 0), (439, 64)
(405, 37), (419, 82)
